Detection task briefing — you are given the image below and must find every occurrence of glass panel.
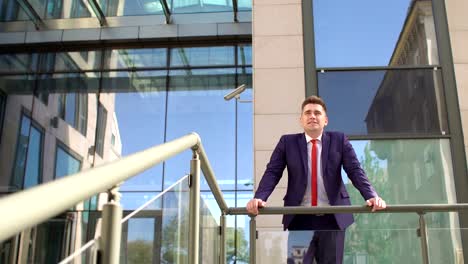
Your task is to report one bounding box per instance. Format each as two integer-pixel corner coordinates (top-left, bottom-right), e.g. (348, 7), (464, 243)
(30, 214), (76, 263)
(10, 115), (31, 190)
(313, 0), (439, 67)
(318, 69), (448, 135)
(0, 53), (38, 73)
(170, 46), (235, 67)
(101, 70), (167, 191)
(55, 144), (81, 178)
(238, 0), (252, 10)
(346, 139), (455, 205)
(104, 48), (167, 69)
(237, 86), (253, 190)
(58, 239), (99, 264)
(28, 0), (47, 19)
(40, 52), (102, 72)
(120, 176), (189, 263)
(165, 68), (236, 190)
(172, 0), (233, 13)
(45, 0), (63, 19)
(95, 102), (107, 157)
(427, 225), (466, 264)
(65, 93), (76, 126)
(0, 0), (28, 21)
(23, 126), (42, 188)
(43, 0), (92, 19)
(199, 192), (221, 263)
(37, 73), (100, 94)
(237, 45), (252, 66)
(256, 227), (425, 263)
(77, 94), (88, 135)
(121, 192), (161, 210)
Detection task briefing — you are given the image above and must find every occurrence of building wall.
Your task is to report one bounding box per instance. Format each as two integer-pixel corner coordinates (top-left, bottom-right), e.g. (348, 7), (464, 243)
(446, 0), (468, 166)
(253, 0), (305, 262)
(252, 0), (468, 263)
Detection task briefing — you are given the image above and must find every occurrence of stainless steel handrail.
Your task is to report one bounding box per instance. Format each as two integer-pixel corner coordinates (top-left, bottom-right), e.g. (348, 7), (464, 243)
(0, 132), (229, 264)
(227, 204), (468, 215)
(228, 204), (468, 264)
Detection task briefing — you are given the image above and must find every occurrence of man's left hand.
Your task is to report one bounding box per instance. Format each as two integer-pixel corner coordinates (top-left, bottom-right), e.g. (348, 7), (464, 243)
(366, 197), (387, 212)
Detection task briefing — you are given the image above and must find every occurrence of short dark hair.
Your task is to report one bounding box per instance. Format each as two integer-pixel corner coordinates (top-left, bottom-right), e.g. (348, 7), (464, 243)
(301, 96), (327, 112)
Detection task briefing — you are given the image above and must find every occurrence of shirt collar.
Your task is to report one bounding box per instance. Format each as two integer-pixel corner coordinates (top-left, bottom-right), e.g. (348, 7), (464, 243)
(305, 133), (322, 143)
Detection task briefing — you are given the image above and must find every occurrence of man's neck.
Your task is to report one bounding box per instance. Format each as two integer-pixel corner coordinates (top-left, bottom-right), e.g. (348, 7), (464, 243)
(305, 130), (323, 139)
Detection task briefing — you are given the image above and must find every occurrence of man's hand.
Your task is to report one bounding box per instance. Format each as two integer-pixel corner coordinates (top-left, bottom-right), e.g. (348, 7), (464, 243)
(366, 197), (386, 212)
(246, 198), (266, 215)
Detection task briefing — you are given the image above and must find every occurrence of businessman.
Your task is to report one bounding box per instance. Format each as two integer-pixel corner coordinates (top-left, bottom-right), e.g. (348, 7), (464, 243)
(246, 96), (386, 264)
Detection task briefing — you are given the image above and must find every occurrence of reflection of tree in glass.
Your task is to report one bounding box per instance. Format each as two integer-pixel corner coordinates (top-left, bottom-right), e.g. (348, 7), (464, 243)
(226, 227), (249, 263)
(127, 240), (152, 264)
(161, 215), (188, 264)
(345, 143), (393, 264)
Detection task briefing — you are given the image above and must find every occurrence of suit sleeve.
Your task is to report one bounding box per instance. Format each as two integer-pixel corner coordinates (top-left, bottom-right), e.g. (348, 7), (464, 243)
(254, 136), (287, 202)
(341, 135), (378, 201)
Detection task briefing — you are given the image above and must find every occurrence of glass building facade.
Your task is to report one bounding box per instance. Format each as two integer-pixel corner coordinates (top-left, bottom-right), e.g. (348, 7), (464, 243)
(1, 0), (468, 263)
(0, 11), (253, 260)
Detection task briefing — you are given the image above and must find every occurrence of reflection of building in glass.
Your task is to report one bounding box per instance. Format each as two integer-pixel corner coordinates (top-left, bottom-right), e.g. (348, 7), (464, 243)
(0, 52), (122, 262)
(363, 1), (462, 263)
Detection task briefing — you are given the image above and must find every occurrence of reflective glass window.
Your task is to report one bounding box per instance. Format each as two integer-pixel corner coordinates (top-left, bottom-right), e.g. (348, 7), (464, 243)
(165, 69), (236, 190)
(45, 0), (62, 19)
(40, 52), (102, 72)
(237, 85), (253, 190)
(237, 45), (252, 66)
(170, 46), (235, 67)
(101, 70), (167, 191)
(57, 92), (88, 136)
(0, 0), (28, 21)
(11, 114), (43, 190)
(0, 92), (5, 140)
(344, 139), (456, 262)
(318, 69), (448, 136)
(104, 49), (167, 69)
(313, 0), (439, 67)
(172, 0), (232, 13)
(55, 143), (81, 178)
(0, 53), (38, 73)
(96, 102), (107, 157)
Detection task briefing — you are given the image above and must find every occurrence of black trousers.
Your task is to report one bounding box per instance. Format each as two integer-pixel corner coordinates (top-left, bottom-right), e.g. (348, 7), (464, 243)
(288, 215), (346, 264)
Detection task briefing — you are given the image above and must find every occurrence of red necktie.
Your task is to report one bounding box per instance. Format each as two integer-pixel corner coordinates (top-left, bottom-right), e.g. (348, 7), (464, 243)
(311, 139), (318, 206)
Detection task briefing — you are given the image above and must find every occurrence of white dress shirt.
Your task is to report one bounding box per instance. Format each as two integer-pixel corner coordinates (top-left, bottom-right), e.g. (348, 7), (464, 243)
(301, 133), (330, 206)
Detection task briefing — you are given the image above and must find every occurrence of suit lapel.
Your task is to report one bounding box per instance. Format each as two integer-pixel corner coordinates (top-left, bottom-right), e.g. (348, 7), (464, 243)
(321, 131), (330, 173)
(298, 133), (308, 179)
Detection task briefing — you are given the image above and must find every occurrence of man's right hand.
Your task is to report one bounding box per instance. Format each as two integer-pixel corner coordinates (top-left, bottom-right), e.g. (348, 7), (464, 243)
(246, 198), (266, 215)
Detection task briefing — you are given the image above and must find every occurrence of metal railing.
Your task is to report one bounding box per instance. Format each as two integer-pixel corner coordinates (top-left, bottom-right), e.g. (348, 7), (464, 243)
(0, 132), (228, 264)
(228, 204), (468, 264)
(0, 132), (467, 264)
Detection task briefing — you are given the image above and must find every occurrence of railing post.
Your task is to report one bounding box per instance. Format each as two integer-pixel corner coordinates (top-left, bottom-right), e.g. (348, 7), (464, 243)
(220, 214), (226, 264)
(189, 151), (200, 264)
(100, 186), (123, 264)
(418, 213), (429, 264)
(249, 216), (256, 264)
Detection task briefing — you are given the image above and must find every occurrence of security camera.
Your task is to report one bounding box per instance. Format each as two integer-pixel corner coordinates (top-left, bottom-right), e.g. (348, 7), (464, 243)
(224, 84), (246, 101)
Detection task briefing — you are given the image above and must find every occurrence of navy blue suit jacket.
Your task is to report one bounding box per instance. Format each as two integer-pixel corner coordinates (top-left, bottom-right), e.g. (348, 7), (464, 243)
(254, 131), (377, 230)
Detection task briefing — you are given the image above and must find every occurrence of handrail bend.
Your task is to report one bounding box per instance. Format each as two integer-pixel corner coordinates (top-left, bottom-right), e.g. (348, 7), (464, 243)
(0, 132), (228, 243)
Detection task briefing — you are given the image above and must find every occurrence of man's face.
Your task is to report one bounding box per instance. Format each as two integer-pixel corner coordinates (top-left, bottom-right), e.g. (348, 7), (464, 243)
(300, 103), (328, 135)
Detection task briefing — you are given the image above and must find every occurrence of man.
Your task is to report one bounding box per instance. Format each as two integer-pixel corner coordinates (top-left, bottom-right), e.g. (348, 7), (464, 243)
(246, 96), (386, 264)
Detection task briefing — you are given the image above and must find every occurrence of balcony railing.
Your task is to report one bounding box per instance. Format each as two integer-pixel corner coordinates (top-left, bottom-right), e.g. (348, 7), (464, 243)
(0, 133), (467, 264)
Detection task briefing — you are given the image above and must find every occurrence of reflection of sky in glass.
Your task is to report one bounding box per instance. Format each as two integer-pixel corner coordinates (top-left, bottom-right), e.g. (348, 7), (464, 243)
(55, 147), (81, 178)
(128, 218), (155, 241)
(314, 0), (410, 67)
(115, 91), (166, 191)
(320, 71), (385, 134)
